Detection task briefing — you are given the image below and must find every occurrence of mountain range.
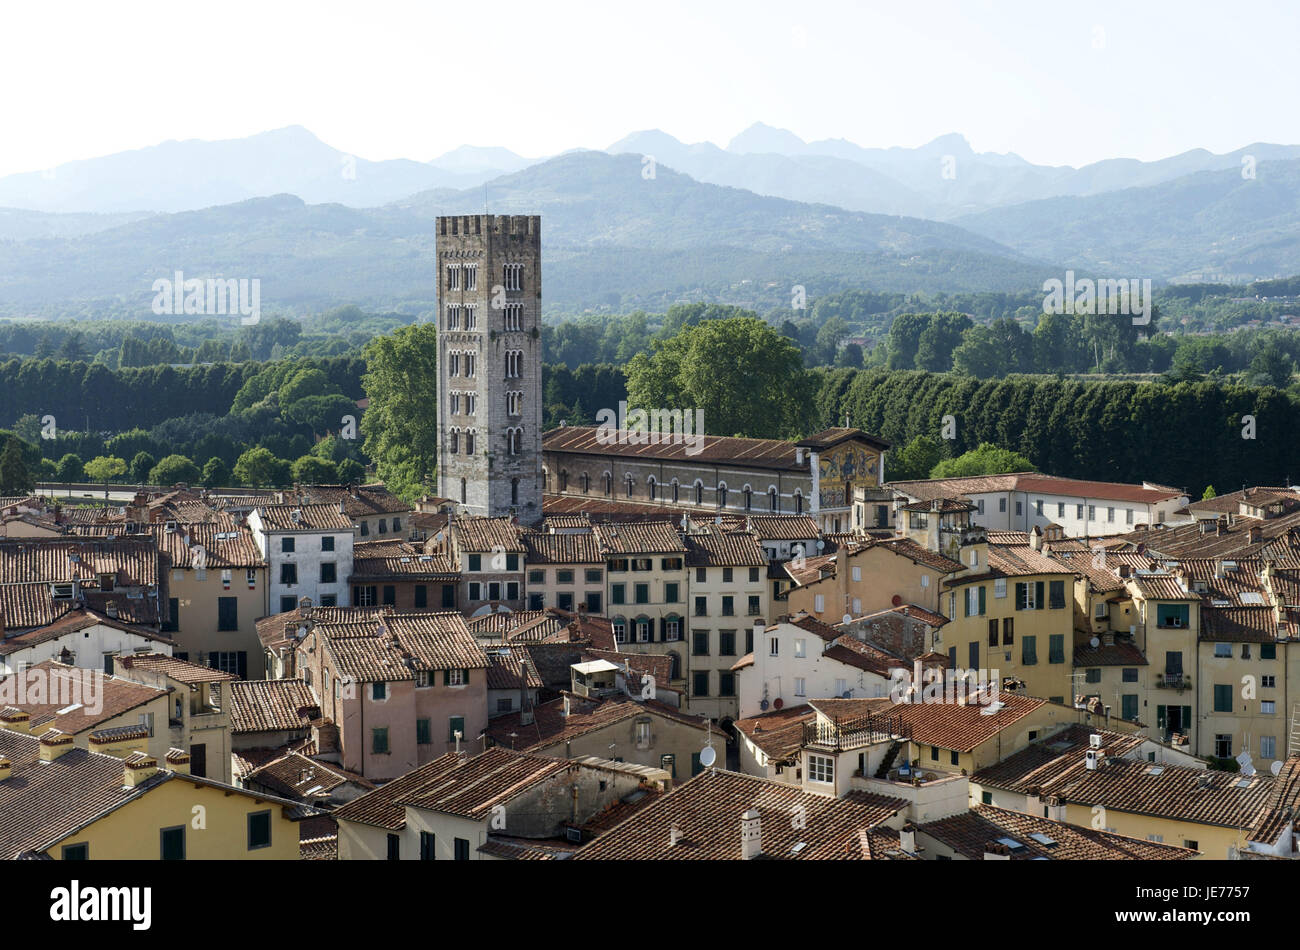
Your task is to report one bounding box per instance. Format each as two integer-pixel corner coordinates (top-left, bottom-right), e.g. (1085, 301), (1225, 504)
(0, 123), (1298, 315)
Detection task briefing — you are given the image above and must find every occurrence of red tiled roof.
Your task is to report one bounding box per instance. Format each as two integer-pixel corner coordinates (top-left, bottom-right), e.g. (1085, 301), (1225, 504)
(229, 679), (319, 734)
(921, 804), (1198, 860)
(486, 693), (705, 752)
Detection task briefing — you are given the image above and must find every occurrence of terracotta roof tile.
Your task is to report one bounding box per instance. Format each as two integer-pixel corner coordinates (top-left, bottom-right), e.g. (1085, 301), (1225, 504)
(921, 804), (1198, 860)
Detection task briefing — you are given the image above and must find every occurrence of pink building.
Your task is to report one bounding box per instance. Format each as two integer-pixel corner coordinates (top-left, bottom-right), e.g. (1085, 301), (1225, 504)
(296, 608), (489, 781)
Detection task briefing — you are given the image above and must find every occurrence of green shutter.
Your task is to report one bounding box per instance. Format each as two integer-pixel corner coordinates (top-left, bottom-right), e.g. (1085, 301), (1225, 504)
(978, 586), (986, 615)
(462, 668), (470, 684)
(1035, 581), (1045, 610)
(443, 669), (450, 686)
(1156, 705), (1167, 728)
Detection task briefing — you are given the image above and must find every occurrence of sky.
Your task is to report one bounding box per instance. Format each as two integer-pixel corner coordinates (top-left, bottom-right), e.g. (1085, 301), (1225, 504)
(2, 0), (1298, 177)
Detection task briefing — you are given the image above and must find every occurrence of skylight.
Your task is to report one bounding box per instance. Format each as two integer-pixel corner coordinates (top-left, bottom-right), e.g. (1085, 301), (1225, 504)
(1028, 832), (1058, 847)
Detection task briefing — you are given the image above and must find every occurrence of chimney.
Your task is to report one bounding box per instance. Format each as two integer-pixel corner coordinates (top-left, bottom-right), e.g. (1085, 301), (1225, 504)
(1214, 559), (1225, 579)
(740, 808), (762, 859)
(123, 751), (160, 786)
(1029, 525), (1042, 551)
(931, 498), (941, 513)
(165, 748), (191, 775)
(899, 823), (917, 854)
(0, 756), (10, 780)
(562, 695), (571, 718)
(38, 729), (76, 762)
(1249, 526), (1263, 544)
(753, 620), (765, 650)
(0, 708), (30, 734)
(88, 725), (149, 758)
(983, 841), (1012, 860)
(1117, 563), (1131, 578)
(1044, 795), (1066, 821)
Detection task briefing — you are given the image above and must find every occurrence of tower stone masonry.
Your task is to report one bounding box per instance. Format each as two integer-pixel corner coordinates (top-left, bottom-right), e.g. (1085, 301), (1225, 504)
(435, 214), (543, 522)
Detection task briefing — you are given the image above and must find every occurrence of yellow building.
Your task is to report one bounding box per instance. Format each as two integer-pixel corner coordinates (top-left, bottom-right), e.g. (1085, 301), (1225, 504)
(784, 536), (960, 624)
(0, 726), (316, 859)
(938, 529), (1076, 702)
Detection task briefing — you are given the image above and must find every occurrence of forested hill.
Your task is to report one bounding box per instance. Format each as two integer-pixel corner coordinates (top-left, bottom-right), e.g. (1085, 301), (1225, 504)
(0, 153), (1050, 318)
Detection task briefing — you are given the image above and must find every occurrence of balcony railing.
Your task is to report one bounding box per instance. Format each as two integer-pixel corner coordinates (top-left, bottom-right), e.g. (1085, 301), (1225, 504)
(802, 714), (912, 752)
(1156, 673), (1191, 690)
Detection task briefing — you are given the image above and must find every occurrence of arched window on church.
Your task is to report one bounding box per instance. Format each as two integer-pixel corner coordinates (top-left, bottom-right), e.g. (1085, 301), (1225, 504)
(671, 480), (679, 503)
(794, 490), (803, 515)
(449, 429), (459, 454)
(603, 472), (612, 497)
(717, 483), (727, 509)
(559, 471), (568, 492)
(694, 481), (704, 505)
(466, 430), (475, 455)
(648, 477), (657, 501)
(626, 475), (634, 498)
(743, 487), (752, 510)
(769, 487), (778, 512)
(581, 473), (590, 493)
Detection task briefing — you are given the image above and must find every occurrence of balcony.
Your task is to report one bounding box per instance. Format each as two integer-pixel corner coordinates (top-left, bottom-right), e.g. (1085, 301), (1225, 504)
(802, 713), (911, 752)
(1155, 672), (1192, 690)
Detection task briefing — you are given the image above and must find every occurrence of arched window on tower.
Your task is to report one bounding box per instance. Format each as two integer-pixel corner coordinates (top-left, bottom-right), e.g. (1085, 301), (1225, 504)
(743, 487), (752, 510)
(694, 482), (704, 505)
(717, 483), (728, 509)
(648, 477), (657, 501)
(626, 475), (634, 498)
(769, 487), (778, 512)
(460, 478), (467, 504)
(795, 491), (803, 515)
(581, 473), (590, 493)
(511, 478), (519, 506)
(466, 430), (475, 455)
(671, 480), (679, 504)
(449, 429), (459, 454)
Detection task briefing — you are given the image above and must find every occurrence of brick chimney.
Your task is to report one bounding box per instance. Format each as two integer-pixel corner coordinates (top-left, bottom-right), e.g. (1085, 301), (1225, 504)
(38, 729), (76, 762)
(164, 748), (191, 775)
(123, 751), (160, 786)
(0, 708), (29, 734)
(983, 841), (1012, 860)
(740, 808), (762, 859)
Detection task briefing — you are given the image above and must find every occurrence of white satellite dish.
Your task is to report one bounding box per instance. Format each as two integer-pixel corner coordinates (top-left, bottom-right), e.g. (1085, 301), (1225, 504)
(1089, 636), (1100, 648)
(699, 745), (716, 768)
(1272, 761), (1284, 776)
(1242, 764), (1257, 777)
(815, 540), (824, 551)
(842, 614), (853, 625)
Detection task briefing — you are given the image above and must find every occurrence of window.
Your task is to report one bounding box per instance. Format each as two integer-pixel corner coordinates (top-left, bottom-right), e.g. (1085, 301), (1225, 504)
(62, 843), (89, 860)
(612, 583), (626, 605)
(988, 619), (999, 647)
(247, 810), (272, 850)
(1021, 635), (1037, 665)
(1002, 617), (1014, 645)
(1262, 736), (1277, 759)
(1261, 643), (1277, 660)
(613, 618), (627, 643)
(454, 838), (470, 861)
(1085, 667), (1101, 684)
(665, 582), (679, 603)
(769, 637), (779, 656)
(1262, 700), (1277, 715)
(999, 498), (1007, 513)
(372, 727), (389, 754)
(1215, 734), (1232, 758)
(217, 597), (238, 631)
(719, 630), (736, 655)
(635, 583), (649, 604)
(808, 754), (834, 784)
(280, 563), (297, 586)
(1214, 684), (1233, 713)
(1263, 674), (1277, 688)
(719, 671), (736, 696)
(585, 568), (603, 584)
(281, 537), (295, 553)
(814, 594), (825, 613)
(1122, 694), (1139, 720)
(693, 631), (709, 656)
(1157, 603), (1189, 628)
(1048, 634), (1064, 664)
(279, 596), (296, 613)
(994, 578), (1007, 598)
(160, 826), (185, 860)
(721, 595), (734, 616)
(449, 715), (466, 742)
(419, 831), (436, 861)
(794, 677), (806, 697)
(355, 585), (378, 606)
(1122, 667), (1138, 682)
(414, 585), (428, 608)
(747, 595), (761, 616)
(372, 681), (387, 701)
(1048, 580), (1065, 609)
(322, 535), (335, 552)
(794, 638), (806, 658)
(320, 563), (336, 584)
(447, 669), (465, 686)
(693, 671), (709, 696)
(387, 834), (400, 860)
(416, 719), (431, 744)
(1214, 642), (1231, 658)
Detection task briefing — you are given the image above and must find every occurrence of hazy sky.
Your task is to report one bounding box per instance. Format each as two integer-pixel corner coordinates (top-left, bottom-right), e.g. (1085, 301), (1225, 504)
(3, 0), (1297, 177)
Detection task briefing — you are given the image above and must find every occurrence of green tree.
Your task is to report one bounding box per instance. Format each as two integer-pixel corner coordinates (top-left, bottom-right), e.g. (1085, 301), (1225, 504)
(1247, 344), (1293, 388)
(625, 317), (813, 439)
(129, 451), (157, 484)
(234, 447), (291, 487)
(0, 438), (34, 495)
(337, 458), (366, 483)
(1202, 485), (1217, 500)
(360, 324), (439, 501)
(83, 455), (127, 498)
(55, 453), (83, 483)
(202, 456), (231, 488)
(914, 313), (973, 372)
(930, 442), (1035, 478)
(888, 435), (945, 481)
(291, 455), (339, 484)
(148, 454), (201, 486)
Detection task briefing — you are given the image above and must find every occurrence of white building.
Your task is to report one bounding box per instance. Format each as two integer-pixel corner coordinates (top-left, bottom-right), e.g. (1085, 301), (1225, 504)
(890, 473), (1188, 538)
(0, 608), (175, 675)
(248, 503), (356, 612)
